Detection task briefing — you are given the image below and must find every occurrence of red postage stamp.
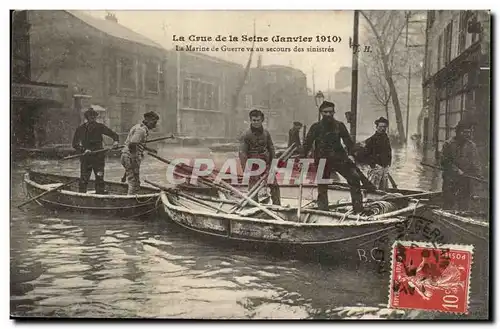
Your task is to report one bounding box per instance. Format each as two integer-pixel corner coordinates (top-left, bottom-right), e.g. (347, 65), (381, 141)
(388, 241), (473, 314)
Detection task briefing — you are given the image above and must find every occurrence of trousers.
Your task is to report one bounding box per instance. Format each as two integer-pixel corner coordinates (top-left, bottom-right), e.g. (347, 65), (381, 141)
(246, 157), (281, 205)
(442, 175), (473, 211)
(317, 157), (363, 213)
(121, 153), (142, 195)
(79, 153), (106, 194)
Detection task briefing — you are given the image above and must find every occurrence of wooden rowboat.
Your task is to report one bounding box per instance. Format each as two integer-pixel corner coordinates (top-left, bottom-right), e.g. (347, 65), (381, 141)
(23, 170), (160, 218)
(159, 188), (425, 259)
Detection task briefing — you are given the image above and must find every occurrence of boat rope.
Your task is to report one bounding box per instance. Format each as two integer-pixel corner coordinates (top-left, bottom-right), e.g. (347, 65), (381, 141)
(134, 193), (157, 204)
(340, 209), (353, 222)
(123, 196), (162, 220)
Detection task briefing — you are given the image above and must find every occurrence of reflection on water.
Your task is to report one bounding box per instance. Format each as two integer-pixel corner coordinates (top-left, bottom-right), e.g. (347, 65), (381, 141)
(10, 144), (484, 319)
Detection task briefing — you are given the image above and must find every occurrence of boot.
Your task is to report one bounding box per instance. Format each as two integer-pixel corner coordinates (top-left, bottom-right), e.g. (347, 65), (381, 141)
(351, 188), (364, 214)
(78, 181), (88, 193)
(270, 185), (281, 206)
(317, 184), (329, 211)
(95, 177), (106, 195)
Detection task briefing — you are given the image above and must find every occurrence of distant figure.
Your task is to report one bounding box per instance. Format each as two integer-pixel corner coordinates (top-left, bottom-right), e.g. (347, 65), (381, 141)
(440, 119), (482, 211)
(288, 121), (303, 154)
(121, 111), (160, 195)
(301, 101), (364, 213)
(363, 117), (392, 190)
(72, 108), (119, 194)
(239, 109), (281, 205)
(345, 111), (352, 124)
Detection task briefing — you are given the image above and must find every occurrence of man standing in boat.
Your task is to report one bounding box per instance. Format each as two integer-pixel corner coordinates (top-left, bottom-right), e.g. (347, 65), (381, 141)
(72, 108), (120, 194)
(362, 117), (392, 190)
(288, 121), (303, 155)
(121, 111), (160, 195)
(301, 101), (364, 213)
(440, 119), (482, 211)
(239, 109), (281, 205)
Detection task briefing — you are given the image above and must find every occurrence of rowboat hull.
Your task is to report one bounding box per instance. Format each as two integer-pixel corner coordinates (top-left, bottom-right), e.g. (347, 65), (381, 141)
(159, 190), (423, 261)
(23, 171), (160, 218)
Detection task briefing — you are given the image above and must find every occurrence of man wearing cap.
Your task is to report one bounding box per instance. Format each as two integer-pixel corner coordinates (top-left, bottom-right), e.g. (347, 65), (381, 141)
(72, 108), (120, 194)
(440, 119), (482, 211)
(301, 101), (364, 213)
(288, 121), (303, 155)
(121, 111), (160, 195)
(363, 117), (392, 190)
(239, 109), (281, 205)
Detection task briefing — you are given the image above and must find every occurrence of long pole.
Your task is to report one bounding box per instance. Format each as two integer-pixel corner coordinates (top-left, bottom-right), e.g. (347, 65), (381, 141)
(176, 51), (181, 136)
(350, 10), (360, 143)
(406, 65), (411, 142)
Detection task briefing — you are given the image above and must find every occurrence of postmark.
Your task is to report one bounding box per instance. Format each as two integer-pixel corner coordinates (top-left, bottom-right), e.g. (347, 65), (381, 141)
(388, 241), (473, 314)
(357, 214), (447, 274)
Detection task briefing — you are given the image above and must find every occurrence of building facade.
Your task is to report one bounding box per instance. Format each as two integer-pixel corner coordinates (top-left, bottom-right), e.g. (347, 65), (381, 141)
(11, 10), (69, 149)
(240, 64), (309, 142)
(164, 51), (243, 140)
(26, 10), (168, 145)
(334, 66), (351, 90)
(421, 10), (490, 168)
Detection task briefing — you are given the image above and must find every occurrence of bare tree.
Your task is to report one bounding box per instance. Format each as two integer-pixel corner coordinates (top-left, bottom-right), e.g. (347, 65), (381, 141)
(360, 11), (409, 144)
(362, 61), (391, 120)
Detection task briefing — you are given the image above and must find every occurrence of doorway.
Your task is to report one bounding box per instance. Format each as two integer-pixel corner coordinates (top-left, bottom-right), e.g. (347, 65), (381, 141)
(11, 101), (37, 148)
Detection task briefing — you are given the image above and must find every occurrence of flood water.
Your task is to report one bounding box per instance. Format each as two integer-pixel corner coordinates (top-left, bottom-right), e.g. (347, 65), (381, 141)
(10, 144), (488, 319)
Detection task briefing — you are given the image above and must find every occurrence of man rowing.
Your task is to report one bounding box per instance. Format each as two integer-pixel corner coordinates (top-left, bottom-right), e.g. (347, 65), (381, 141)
(239, 109), (281, 205)
(121, 111), (160, 195)
(301, 101), (364, 213)
(72, 108), (119, 194)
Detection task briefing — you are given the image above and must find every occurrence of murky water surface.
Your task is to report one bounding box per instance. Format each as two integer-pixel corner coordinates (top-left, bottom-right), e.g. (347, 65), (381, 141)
(10, 144), (487, 319)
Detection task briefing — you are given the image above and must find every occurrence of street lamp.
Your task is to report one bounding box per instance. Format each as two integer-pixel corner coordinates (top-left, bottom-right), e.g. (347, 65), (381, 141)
(315, 91), (325, 121)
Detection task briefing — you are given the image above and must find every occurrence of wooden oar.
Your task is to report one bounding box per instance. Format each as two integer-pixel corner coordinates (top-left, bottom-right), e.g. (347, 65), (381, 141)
(144, 179), (231, 214)
(388, 173), (398, 189)
(297, 169), (304, 221)
(228, 144), (297, 213)
(353, 164), (377, 191)
(18, 178), (80, 209)
(63, 134), (175, 160)
(327, 191), (442, 210)
(421, 162), (488, 184)
(147, 152), (233, 195)
(218, 180), (285, 221)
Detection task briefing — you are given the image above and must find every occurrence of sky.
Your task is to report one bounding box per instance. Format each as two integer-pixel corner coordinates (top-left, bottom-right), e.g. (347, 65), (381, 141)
(85, 10), (366, 92)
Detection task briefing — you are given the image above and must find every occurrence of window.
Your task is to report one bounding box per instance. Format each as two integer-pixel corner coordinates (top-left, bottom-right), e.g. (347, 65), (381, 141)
(245, 94), (253, 108)
(427, 11), (435, 27)
(119, 57), (135, 90)
(121, 103), (135, 132)
(458, 11), (468, 54)
(145, 61), (160, 93)
(444, 22), (453, 65)
(437, 34), (443, 70)
(182, 77), (219, 110)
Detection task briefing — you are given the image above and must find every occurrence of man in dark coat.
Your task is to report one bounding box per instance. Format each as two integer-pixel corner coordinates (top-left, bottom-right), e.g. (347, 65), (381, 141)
(440, 119), (482, 211)
(239, 109), (281, 205)
(301, 101), (364, 213)
(72, 108), (119, 194)
(363, 117), (392, 190)
(288, 121), (303, 154)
